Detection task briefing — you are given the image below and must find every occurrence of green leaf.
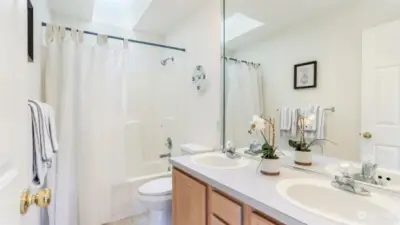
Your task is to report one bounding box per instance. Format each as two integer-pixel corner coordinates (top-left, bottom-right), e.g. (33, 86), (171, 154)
(288, 140), (299, 148)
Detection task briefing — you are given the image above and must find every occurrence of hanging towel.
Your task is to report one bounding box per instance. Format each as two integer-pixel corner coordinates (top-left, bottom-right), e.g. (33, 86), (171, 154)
(29, 102), (48, 187)
(280, 108), (298, 137)
(300, 105), (325, 140)
(280, 107), (291, 136)
(316, 107), (326, 139)
(29, 100), (59, 187)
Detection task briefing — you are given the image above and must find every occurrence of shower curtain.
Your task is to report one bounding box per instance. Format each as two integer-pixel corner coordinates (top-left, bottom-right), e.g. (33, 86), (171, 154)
(225, 61), (265, 148)
(43, 25), (128, 225)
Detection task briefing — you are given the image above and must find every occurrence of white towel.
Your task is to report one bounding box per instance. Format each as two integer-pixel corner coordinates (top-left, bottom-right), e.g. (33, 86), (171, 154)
(28, 103), (48, 187)
(28, 100), (59, 187)
(300, 105), (325, 140)
(289, 109), (298, 137)
(280, 108), (298, 137)
(316, 107), (325, 139)
(279, 107), (291, 130)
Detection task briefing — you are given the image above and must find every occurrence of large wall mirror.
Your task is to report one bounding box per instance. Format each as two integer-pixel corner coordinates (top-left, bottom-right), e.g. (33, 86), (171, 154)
(222, 0), (400, 171)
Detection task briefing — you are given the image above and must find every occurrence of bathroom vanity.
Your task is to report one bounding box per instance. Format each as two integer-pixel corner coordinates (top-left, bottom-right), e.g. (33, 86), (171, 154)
(170, 153), (400, 225)
(172, 168), (280, 225)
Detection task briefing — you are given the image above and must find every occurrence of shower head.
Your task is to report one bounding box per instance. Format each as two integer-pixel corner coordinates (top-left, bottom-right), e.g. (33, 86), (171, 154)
(161, 57), (174, 66)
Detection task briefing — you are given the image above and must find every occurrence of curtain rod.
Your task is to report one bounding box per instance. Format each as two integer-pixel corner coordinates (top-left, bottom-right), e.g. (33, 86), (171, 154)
(41, 22), (186, 52)
(277, 106), (336, 112)
(223, 57), (260, 66)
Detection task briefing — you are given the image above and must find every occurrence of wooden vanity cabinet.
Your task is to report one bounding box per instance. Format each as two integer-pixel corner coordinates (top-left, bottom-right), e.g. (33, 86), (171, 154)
(172, 168), (283, 225)
(172, 169), (207, 225)
(250, 212), (277, 225)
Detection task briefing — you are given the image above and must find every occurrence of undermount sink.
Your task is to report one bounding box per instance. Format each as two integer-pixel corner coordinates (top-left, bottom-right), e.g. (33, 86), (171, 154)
(325, 163), (400, 191)
(191, 152), (250, 169)
(277, 178), (400, 225)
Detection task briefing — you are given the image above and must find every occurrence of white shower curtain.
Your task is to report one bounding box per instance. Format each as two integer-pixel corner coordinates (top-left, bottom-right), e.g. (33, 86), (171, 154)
(43, 25), (127, 225)
(225, 61), (265, 148)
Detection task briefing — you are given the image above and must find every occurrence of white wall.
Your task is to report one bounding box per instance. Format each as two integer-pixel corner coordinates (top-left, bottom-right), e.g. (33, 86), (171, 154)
(234, 0), (400, 160)
(165, 1), (222, 149)
(28, 0), (51, 99)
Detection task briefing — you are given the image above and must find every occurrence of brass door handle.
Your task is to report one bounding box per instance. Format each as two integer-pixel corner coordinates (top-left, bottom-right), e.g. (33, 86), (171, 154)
(362, 132), (372, 139)
(20, 189), (52, 215)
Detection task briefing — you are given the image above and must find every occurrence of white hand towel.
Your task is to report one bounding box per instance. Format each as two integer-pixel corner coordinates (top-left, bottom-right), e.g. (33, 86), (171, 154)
(290, 108), (298, 137)
(28, 100), (59, 187)
(316, 107), (325, 139)
(28, 103), (48, 187)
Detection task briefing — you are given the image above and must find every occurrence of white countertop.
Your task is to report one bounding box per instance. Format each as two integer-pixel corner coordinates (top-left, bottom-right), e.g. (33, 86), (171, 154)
(170, 153), (399, 225)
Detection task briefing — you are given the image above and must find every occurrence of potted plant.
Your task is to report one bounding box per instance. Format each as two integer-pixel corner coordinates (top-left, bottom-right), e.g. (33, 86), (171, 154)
(289, 115), (335, 166)
(249, 115), (280, 176)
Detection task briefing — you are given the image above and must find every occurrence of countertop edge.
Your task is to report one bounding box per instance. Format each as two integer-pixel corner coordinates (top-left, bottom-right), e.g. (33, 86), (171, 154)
(171, 159), (307, 225)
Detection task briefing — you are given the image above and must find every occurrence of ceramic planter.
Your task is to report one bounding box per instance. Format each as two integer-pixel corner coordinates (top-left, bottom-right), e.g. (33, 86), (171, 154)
(294, 150), (312, 166)
(260, 158), (280, 176)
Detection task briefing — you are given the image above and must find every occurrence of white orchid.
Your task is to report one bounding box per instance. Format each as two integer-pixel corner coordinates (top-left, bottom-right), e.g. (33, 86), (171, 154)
(250, 115), (266, 131)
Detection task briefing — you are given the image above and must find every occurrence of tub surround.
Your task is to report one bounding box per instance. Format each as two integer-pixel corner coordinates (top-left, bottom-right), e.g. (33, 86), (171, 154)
(170, 154), (399, 225)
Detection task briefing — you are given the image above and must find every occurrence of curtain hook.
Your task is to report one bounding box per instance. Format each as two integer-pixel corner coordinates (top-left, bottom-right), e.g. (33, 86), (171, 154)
(123, 38), (129, 49)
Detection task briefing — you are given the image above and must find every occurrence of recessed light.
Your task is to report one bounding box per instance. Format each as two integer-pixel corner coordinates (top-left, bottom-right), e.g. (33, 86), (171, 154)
(225, 13), (264, 42)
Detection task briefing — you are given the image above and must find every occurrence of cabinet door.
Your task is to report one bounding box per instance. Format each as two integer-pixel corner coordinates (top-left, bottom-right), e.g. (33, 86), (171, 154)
(251, 212), (276, 225)
(211, 215), (228, 225)
(172, 169), (207, 225)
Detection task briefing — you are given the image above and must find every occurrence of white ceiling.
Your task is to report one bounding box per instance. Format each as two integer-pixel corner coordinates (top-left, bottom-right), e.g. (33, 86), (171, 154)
(48, 0), (209, 35)
(48, 0), (95, 21)
(225, 0), (363, 51)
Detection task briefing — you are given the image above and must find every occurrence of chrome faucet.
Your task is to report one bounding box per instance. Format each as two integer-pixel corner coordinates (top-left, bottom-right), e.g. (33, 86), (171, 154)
(245, 140), (262, 156)
(357, 161), (383, 186)
(222, 141), (240, 159)
(331, 166), (371, 196)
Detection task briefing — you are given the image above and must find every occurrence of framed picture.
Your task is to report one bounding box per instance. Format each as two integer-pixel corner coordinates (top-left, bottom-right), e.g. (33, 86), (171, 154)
(27, 0), (34, 62)
(294, 61), (317, 89)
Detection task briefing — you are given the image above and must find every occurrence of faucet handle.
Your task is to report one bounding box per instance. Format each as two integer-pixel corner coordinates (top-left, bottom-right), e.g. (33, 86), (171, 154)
(339, 163), (352, 177)
(362, 162), (378, 179)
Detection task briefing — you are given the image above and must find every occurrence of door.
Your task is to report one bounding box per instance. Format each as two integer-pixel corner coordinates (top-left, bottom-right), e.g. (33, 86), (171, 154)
(362, 19), (400, 170)
(1, 0), (31, 224)
(172, 169), (207, 225)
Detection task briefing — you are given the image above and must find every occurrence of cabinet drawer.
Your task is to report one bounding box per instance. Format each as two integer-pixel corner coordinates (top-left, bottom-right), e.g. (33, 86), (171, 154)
(250, 212), (277, 225)
(211, 215), (228, 225)
(210, 190), (242, 225)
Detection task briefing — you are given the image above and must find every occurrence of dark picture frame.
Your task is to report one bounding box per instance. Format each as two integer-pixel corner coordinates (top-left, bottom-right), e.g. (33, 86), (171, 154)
(28, 0), (34, 62)
(294, 61), (317, 89)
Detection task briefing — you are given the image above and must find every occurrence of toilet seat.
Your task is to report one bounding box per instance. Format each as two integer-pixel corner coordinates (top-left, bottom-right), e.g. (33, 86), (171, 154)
(139, 177), (172, 196)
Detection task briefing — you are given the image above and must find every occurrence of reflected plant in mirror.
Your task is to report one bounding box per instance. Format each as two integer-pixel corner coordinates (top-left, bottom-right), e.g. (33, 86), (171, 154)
(289, 115), (336, 166)
(249, 115), (281, 176)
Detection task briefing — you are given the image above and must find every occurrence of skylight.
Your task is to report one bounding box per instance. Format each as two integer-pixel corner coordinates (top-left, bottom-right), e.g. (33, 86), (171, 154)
(225, 13), (264, 42)
(92, 0), (153, 29)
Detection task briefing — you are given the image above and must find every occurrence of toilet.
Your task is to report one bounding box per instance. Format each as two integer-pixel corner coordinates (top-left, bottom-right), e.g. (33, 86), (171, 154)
(138, 143), (213, 225)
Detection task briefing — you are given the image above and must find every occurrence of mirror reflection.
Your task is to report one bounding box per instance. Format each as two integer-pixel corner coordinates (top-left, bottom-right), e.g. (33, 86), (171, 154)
(224, 0), (400, 169)
(223, 1), (400, 223)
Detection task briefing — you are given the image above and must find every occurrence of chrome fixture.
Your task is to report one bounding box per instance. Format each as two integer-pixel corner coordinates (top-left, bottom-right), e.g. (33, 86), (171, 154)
(161, 57), (174, 66)
(245, 140), (262, 156)
(331, 167), (371, 196)
(165, 137), (173, 150)
(357, 162), (383, 186)
(222, 141), (240, 159)
(159, 153), (171, 159)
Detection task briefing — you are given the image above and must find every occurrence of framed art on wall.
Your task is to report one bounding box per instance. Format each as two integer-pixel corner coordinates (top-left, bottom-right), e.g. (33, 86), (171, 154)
(294, 61), (317, 89)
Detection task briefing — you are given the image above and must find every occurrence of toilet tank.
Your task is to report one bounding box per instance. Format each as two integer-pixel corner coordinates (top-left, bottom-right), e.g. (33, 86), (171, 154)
(180, 143), (214, 155)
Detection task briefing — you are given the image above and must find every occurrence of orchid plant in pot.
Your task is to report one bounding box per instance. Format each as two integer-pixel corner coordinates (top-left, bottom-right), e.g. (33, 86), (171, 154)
(289, 115), (335, 166)
(249, 115), (280, 176)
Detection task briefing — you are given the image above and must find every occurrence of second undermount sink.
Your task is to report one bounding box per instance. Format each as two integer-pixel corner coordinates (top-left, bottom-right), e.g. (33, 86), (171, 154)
(191, 152), (250, 169)
(277, 178), (400, 225)
(325, 163), (400, 191)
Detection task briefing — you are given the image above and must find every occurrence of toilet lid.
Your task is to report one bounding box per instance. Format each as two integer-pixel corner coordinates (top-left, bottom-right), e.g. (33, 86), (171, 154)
(138, 177), (172, 196)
